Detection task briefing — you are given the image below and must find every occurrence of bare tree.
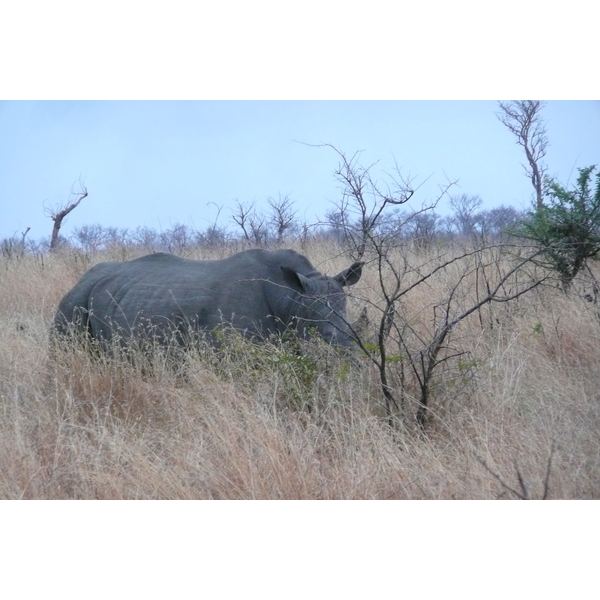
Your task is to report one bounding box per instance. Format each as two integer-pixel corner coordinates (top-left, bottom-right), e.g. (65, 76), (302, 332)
(481, 205), (523, 237)
(448, 194), (483, 237)
(231, 200), (254, 242)
(324, 207), (350, 243)
(497, 100), (548, 208)
(320, 147), (547, 429)
(192, 202), (229, 249)
(131, 226), (160, 252)
(159, 223), (194, 254)
(248, 213), (269, 246)
(267, 194), (297, 243)
(46, 181), (88, 250)
(72, 224), (107, 253)
(231, 200), (268, 245)
(351, 239), (546, 429)
(1, 227), (30, 259)
(404, 210), (440, 249)
(196, 224), (229, 248)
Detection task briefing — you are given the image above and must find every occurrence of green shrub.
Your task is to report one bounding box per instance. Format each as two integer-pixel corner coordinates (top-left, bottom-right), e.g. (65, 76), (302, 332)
(516, 165), (600, 290)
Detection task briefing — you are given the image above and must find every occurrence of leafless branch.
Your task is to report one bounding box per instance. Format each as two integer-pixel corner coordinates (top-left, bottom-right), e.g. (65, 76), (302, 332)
(542, 440), (556, 499)
(476, 441), (556, 500)
(476, 455), (530, 499)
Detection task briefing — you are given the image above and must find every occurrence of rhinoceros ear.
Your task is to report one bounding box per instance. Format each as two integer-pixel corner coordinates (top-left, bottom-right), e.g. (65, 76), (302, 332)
(334, 262), (363, 287)
(281, 267), (312, 293)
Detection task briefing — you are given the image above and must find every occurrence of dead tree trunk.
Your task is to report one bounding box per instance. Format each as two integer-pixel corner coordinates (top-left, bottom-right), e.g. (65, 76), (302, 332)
(49, 186), (88, 250)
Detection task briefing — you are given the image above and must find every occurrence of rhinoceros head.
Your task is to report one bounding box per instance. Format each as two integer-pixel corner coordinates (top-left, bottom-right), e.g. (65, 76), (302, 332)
(280, 261), (363, 346)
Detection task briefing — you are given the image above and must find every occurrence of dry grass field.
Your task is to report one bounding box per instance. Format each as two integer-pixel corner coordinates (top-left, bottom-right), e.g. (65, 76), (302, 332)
(1, 239), (599, 499)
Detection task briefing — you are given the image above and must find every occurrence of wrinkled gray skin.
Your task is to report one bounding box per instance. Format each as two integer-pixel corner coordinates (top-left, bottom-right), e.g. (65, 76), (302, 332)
(53, 249), (363, 348)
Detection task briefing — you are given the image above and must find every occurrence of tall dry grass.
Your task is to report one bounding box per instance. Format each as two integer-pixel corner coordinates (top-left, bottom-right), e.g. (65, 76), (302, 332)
(1, 241), (598, 498)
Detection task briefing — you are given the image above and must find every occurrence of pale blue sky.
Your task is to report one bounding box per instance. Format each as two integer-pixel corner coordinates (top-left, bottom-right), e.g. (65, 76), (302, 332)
(1, 100), (598, 241)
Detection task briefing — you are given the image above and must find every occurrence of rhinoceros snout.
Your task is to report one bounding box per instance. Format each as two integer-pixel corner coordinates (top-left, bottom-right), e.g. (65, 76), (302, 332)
(320, 325), (355, 347)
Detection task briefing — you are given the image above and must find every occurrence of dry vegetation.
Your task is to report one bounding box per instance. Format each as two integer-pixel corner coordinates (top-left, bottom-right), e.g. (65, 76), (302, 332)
(1, 239), (599, 499)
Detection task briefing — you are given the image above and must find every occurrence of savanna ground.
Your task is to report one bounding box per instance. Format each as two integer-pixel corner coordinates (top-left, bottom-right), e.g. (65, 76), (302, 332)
(1, 238), (599, 499)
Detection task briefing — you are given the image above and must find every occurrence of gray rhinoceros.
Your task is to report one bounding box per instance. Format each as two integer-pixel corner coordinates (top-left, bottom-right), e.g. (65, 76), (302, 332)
(53, 249), (363, 348)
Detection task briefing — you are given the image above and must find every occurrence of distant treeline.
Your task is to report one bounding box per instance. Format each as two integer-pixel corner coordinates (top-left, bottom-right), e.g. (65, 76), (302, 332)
(1, 194), (524, 257)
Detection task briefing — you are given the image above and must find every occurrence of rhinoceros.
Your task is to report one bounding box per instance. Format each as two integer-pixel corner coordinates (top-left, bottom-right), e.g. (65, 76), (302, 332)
(53, 249), (363, 348)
